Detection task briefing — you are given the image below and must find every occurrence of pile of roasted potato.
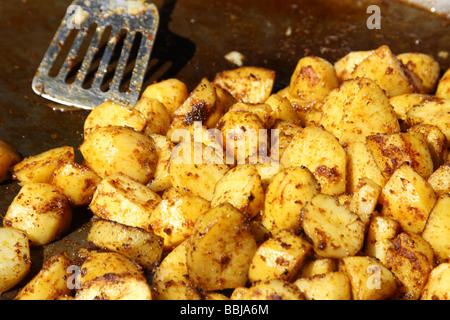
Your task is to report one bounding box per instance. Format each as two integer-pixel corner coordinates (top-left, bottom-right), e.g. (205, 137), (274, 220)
(0, 44), (450, 300)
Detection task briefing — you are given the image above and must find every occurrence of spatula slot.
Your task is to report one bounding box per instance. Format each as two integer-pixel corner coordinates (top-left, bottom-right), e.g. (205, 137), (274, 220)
(99, 28), (128, 92)
(48, 28), (79, 78)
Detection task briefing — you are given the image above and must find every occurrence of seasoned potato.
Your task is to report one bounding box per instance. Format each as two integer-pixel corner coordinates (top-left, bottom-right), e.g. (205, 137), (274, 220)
(211, 165), (264, 219)
(289, 56), (339, 101)
(0, 227), (30, 295)
(88, 218), (163, 269)
(397, 52), (440, 93)
(428, 163), (450, 196)
(12, 146), (74, 185)
(294, 271), (352, 300)
(4, 183), (72, 246)
(237, 279), (304, 300)
(149, 187), (210, 250)
(75, 250), (152, 300)
(186, 203), (257, 291)
(89, 174), (161, 231)
(349, 45), (422, 97)
(83, 101), (147, 137)
(213, 66), (275, 104)
(301, 193), (365, 258)
(421, 263), (450, 300)
(228, 102), (275, 128)
(436, 68), (450, 99)
(334, 49), (373, 81)
(408, 123), (447, 169)
(389, 93), (435, 122)
(15, 252), (71, 300)
(169, 140), (230, 201)
(133, 97), (171, 135)
(0, 140), (21, 183)
(345, 142), (386, 194)
(248, 230), (312, 283)
(339, 256), (397, 300)
(80, 125), (158, 184)
(422, 195), (450, 262)
(366, 132), (434, 180)
(281, 125), (347, 195)
(265, 94), (300, 125)
(141, 78), (189, 117)
(146, 134), (174, 192)
(261, 166), (320, 234)
(50, 161), (102, 206)
(385, 232), (434, 300)
(152, 240), (202, 300)
(299, 258), (337, 278)
(379, 165), (436, 234)
(406, 98), (450, 141)
(319, 77), (401, 145)
(349, 177), (382, 227)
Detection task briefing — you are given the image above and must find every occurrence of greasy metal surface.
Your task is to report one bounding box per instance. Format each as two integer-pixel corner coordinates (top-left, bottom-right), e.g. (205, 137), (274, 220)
(0, 0), (449, 299)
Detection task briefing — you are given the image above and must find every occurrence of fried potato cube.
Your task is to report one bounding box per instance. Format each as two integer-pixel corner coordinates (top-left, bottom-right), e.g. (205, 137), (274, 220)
(211, 165), (264, 219)
(389, 93), (434, 122)
(281, 125), (347, 195)
(294, 271), (352, 300)
(349, 45), (422, 97)
(385, 232), (434, 300)
(80, 125), (158, 184)
(237, 279), (304, 300)
(264, 94), (300, 125)
(334, 49), (373, 81)
(379, 165), (436, 234)
(149, 187), (210, 251)
(0, 227), (30, 295)
(50, 161), (102, 206)
(435, 68), (450, 99)
(319, 77), (401, 145)
(75, 251), (152, 300)
(301, 193), (365, 258)
(248, 230), (312, 283)
(228, 102), (275, 128)
(397, 52), (440, 93)
(141, 78), (189, 117)
(422, 195), (450, 262)
(300, 258), (337, 278)
(339, 256), (397, 300)
(421, 263), (450, 300)
(4, 183), (72, 246)
(406, 98), (450, 141)
(169, 140), (230, 201)
(289, 56), (339, 101)
(83, 101), (147, 137)
(186, 203), (257, 291)
(0, 140), (21, 183)
(12, 146), (74, 185)
(366, 132), (434, 180)
(152, 240), (202, 300)
(133, 97), (171, 135)
(213, 66), (275, 104)
(146, 134), (174, 192)
(89, 174), (161, 231)
(349, 177), (382, 227)
(428, 163), (450, 196)
(345, 142), (386, 194)
(408, 123), (447, 169)
(15, 252), (71, 300)
(261, 166), (320, 234)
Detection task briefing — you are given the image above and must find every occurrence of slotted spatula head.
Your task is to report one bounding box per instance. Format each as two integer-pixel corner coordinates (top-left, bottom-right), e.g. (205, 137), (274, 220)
(32, 0), (159, 110)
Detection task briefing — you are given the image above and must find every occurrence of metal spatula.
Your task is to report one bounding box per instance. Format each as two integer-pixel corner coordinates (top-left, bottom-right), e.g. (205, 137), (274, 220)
(32, 0), (159, 110)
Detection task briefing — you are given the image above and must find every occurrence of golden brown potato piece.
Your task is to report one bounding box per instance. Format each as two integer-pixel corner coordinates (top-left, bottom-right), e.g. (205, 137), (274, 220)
(397, 52), (440, 93)
(408, 123), (447, 169)
(89, 174), (161, 231)
(146, 134), (175, 192)
(428, 163), (450, 196)
(13, 146), (74, 185)
(349, 177), (382, 227)
(83, 101), (147, 137)
(80, 125), (158, 184)
(228, 102), (275, 128)
(50, 161), (102, 206)
(15, 252), (71, 300)
(75, 251), (152, 300)
(237, 279), (304, 300)
(301, 193), (365, 259)
(186, 203), (257, 291)
(261, 166), (320, 234)
(299, 258), (337, 278)
(289, 56), (339, 101)
(248, 230), (312, 283)
(0, 140), (21, 183)
(133, 97), (171, 135)
(141, 78), (189, 117)
(213, 66), (275, 104)
(0, 227), (30, 295)
(334, 50), (373, 81)
(379, 165), (436, 234)
(294, 271), (352, 300)
(281, 125), (347, 195)
(389, 93), (435, 122)
(265, 94), (300, 125)
(319, 77), (401, 145)
(88, 218), (163, 269)
(421, 263), (450, 300)
(4, 183), (72, 246)
(435, 67), (450, 99)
